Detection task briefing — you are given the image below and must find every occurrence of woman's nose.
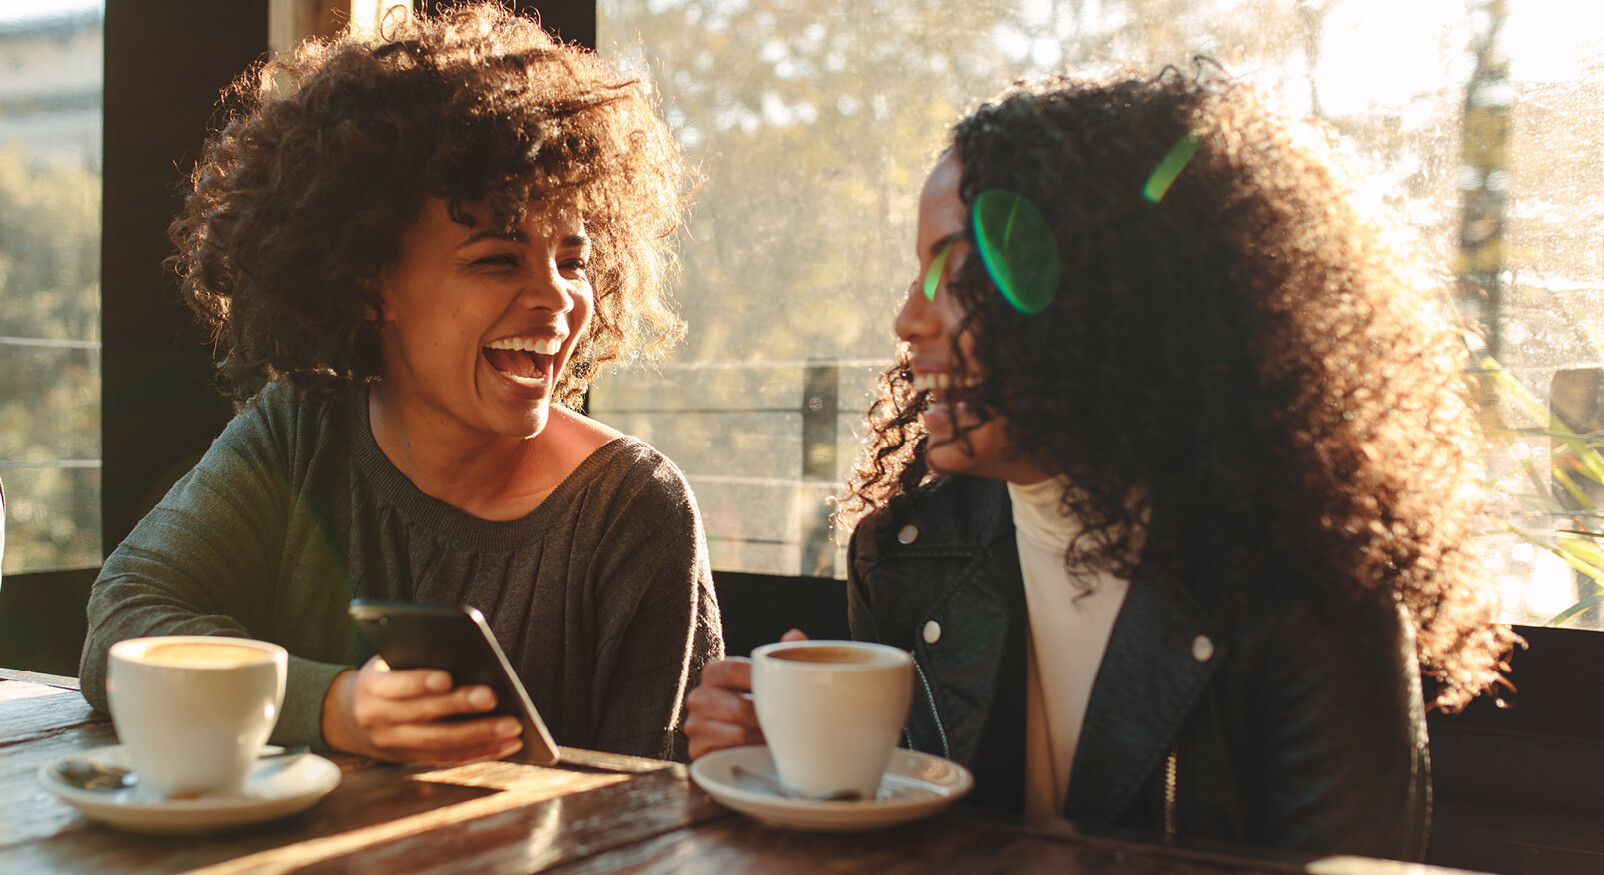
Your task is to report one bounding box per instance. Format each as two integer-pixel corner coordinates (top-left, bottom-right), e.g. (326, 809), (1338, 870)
(894, 283), (936, 343)
(521, 263), (576, 312)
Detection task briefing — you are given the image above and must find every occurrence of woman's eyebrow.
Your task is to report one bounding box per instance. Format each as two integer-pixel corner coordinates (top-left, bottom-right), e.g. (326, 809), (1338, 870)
(459, 228), (523, 247)
(457, 229), (591, 250)
(927, 232), (963, 261)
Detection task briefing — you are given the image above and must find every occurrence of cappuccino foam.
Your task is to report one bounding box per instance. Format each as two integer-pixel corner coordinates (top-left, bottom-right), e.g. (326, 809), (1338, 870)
(134, 641), (275, 669)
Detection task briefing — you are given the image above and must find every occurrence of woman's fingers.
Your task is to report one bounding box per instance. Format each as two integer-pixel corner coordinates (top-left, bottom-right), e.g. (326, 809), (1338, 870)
(686, 715), (764, 760)
(366, 713), (524, 760)
(697, 657), (753, 696)
(362, 664), (453, 699)
(356, 659), (500, 720)
(323, 657), (523, 763)
(684, 690), (765, 761)
(685, 656), (765, 760)
(687, 679), (759, 726)
(780, 628), (810, 642)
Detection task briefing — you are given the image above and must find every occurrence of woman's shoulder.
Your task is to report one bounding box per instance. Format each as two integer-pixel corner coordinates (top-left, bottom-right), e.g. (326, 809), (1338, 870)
(864, 475), (1012, 550)
(1221, 576), (1411, 673)
(848, 475), (1013, 593)
(549, 413), (694, 507)
(201, 379), (361, 491)
(230, 377), (349, 435)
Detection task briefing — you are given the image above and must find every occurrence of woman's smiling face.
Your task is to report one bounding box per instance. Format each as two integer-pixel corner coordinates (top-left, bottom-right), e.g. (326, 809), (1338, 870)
(895, 152), (1050, 485)
(374, 197), (593, 443)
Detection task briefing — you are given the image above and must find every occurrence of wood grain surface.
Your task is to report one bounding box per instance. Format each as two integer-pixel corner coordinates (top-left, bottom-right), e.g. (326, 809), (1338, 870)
(0, 675), (1484, 875)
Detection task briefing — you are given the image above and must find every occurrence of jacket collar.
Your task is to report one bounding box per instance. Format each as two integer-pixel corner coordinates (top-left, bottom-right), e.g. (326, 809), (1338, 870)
(1064, 559), (1225, 822)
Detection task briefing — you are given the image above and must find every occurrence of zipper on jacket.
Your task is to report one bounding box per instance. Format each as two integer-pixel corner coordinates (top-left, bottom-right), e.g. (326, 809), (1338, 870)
(1163, 744), (1179, 838)
(912, 658), (951, 760)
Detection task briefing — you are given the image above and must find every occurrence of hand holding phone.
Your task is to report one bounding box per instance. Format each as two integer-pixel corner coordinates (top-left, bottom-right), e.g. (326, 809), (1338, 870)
(347, 599), (560, 765)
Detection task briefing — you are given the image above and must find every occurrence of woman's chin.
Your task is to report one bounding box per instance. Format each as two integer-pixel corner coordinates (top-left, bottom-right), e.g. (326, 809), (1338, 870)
(924, 440), (976, 476)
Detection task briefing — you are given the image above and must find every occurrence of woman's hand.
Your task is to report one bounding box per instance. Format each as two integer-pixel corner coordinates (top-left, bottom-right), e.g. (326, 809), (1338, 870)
(684, 629), (807, 760)
(321, 657), (524, 763)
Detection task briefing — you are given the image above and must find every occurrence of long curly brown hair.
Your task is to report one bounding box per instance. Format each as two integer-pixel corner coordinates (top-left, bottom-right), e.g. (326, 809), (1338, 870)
(168, 3), (688, 406)
(838, 69), (1514, 711)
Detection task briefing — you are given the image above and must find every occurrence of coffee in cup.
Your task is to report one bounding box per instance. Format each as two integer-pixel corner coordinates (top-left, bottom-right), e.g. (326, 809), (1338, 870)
(107, 635), (287, 798)
(750, 640), (913, 798)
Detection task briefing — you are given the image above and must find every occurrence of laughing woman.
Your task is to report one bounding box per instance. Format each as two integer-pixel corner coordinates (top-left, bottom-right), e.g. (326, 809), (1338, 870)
(80, 4), (722, 763)
(686, 70), (1514, 858)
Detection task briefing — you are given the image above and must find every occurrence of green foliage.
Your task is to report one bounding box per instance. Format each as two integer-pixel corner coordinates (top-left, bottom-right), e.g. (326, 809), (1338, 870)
(0, 143), (102, 574)
(1482, 360), (1604, 628)
(599, 0), (1355, 369)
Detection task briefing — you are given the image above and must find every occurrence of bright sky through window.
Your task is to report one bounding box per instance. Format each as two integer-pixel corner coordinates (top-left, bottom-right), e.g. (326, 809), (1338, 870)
(0, 0), (99, 23)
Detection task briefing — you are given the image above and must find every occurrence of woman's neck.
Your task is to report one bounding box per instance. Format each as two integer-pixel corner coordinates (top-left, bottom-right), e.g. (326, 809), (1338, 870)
(366, 388), (614, 520)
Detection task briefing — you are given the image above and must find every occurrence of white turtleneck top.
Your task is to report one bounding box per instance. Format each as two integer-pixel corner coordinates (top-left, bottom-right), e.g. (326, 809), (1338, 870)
(1008, 477), (1130, 825)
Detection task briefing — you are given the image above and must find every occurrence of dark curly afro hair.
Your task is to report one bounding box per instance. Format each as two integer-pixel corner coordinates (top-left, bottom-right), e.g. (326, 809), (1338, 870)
(839, 68), (1514, 711)
(169, 2), (689, 407)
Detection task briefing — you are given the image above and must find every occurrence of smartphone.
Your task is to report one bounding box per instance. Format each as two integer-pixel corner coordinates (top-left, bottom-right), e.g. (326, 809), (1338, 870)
(348, 599), (559, 765)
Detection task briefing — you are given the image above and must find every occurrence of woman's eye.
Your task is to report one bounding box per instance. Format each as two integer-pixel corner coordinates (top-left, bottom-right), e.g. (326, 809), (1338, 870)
(474, 254), (519, 268)
(561, 259), (589, 275)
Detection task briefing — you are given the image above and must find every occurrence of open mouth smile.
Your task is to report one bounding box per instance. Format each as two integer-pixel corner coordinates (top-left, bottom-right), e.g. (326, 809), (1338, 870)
(483, 336), (562, 387)
(912, 372), (953, 404)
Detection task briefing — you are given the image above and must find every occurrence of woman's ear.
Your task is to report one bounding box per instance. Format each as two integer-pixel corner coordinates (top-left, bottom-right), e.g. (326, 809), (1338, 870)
(359, 277), (384, 322)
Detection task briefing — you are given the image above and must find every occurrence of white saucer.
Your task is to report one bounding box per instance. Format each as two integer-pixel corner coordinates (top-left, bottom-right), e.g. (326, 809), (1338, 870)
(39, 744), (342, 834)
(689, 745), (973, 832)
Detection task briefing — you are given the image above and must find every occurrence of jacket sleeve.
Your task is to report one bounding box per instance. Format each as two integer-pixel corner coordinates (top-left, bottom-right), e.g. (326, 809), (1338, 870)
(78, 392), (350, 749)
(586, 451), (724, 761)
(846, 506), (895, 645)
(1239, 599), (1431, 861)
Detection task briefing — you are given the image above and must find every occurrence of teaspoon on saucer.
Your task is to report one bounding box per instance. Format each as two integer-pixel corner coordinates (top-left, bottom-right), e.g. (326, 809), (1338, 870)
(730, 765), (862, 802)
(53, 746), (311, 793)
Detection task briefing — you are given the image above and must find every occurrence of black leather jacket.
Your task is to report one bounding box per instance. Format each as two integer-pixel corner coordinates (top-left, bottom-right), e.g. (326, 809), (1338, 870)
(847, 474), (1430, 861)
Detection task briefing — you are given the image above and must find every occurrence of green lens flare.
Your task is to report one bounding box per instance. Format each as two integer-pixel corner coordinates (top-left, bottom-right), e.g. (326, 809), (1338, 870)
(922, 240), (953, 301)
(1142, 132), (1202, 204)
(972, 190), (1059, 315)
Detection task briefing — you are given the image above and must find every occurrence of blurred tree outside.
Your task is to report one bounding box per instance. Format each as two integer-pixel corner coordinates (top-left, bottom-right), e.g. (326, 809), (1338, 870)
(0, 7), (104, 577)
(0, 145), (102, 575)
(593, 0), (1604, 629)
(594, 0), (1449, 575)
(1476, 43), (1604, 629)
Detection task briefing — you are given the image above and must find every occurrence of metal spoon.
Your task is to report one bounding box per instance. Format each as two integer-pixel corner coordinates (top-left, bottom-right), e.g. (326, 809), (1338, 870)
(730, 765), (862, 802)
(53, 746), (311, 793)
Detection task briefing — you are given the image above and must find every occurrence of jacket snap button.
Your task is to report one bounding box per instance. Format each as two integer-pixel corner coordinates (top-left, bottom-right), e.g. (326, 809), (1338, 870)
(1191, 634), (1214, 663)
(897, 524), (919, 545)
(922, 620), (941, 644)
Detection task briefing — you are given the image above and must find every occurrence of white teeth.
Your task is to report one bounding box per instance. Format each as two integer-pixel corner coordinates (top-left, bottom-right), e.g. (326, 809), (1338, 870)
(487, 337), (563, 355)
(912, 374), (952, 393)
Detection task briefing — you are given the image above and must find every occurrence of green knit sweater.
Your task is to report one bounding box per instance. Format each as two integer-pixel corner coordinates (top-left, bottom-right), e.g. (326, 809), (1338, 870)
(81, 380), (723, 761)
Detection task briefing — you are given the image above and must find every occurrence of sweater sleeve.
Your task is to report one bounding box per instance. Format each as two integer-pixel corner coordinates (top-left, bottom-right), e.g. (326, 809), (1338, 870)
(586, 448), (723, 761)
(79, 387), (352, 749)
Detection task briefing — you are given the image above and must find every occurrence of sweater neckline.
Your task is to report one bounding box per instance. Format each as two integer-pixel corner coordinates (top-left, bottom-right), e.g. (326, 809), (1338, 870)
(344, 384), (635, 549)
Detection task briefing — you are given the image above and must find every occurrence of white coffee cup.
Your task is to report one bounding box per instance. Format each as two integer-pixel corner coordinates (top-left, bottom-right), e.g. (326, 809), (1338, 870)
(750, 640), (913, 799)
(106, 635), (287, 798)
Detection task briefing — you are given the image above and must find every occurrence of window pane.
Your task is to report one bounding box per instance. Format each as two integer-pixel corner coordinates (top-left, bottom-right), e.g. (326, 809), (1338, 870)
(1477, 2), (1604, 630)
(596, 0), (1604, 632)
(0, 2), (103, 575)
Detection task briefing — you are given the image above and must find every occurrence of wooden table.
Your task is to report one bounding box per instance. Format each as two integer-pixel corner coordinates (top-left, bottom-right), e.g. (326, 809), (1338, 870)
(1, 670), (1485, 874)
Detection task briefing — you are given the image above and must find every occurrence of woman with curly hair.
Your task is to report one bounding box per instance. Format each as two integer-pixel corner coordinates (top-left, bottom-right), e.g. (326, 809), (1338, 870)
(80, 4), (722, 764)
(687, 70), (1513, 858)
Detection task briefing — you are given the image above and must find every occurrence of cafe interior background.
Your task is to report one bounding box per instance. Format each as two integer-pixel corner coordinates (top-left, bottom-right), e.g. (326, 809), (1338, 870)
(0, 0), (1598, 871)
